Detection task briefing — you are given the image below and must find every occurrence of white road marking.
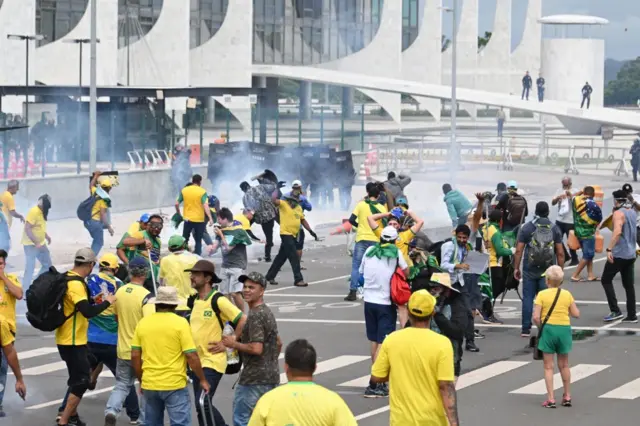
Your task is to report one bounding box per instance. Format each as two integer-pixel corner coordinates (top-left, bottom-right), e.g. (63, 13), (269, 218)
(20, 361), (67, 376)
(264, 275), (350, 294)
(26, 386), (115, 410)
(564, 256), (607, 270)
(355, 406), (390, 421)
(510, 364), (610, 395)
(281, 355), (369, 384)
(17, 347), (59, 360)
(599, 378), (640, 400)
(599, 318), (624, 330)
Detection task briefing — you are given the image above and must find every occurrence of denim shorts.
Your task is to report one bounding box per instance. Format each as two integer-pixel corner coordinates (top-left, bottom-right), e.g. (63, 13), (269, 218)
(579, 237), (595, 261)
(364, 302), (397, 344)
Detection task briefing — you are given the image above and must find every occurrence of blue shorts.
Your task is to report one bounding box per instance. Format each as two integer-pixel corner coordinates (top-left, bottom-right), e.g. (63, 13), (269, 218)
(364, 302), (397, 344)
(579, 237), (595, 261)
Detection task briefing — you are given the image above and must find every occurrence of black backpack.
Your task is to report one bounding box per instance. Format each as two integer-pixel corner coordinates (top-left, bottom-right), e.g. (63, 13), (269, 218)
(187, 292), (242, 375)
(26, 267), (78, 332)
(77, 194), (99, 222)
(528, 223), (555, 269)
(506, 194), (527, 226)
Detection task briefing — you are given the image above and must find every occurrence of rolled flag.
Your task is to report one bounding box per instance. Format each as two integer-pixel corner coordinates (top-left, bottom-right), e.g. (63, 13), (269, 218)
(222, 221), (253, 246)
(171, 212), (183, 229)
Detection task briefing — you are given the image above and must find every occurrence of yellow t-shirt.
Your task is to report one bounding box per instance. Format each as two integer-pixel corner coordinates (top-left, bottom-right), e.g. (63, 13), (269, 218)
(371, 327), (454, 426)
(178, 185), (208, 223)
(115, 283), (155, 360)
(158, 252), (199, 307)
(90, 187), (108, 221)
(279, 201), (304, 237)
(248, 382), (357, 426)
(0, 273), (22, 333)
(0, 316), (15, 347)
(131, 312), (197, 391)
(55, 272), (90, 346)
(0, 191), (16, 228)
(234, 214), (251, 231)
(535, 288), (575, 326)
(353, 200), (387, 242)
(191, 290), (243, 374)
(127, 222), (142, 236)
(21, 206), (47, 246)
(484, 223), (508, 267)
(372, 226), (414, 266)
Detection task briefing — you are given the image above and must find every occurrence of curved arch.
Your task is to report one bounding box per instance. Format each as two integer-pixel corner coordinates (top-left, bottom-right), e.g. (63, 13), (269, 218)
(190, 0), (229, 49)
(35, 0), (89, 47)
(477, 0), (512, 95)
(117, 0), (164, 49)
(401, 0), (422, 51)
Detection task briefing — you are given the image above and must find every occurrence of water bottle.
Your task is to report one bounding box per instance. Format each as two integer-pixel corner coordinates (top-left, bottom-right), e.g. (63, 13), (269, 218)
(223, 322), (240, 365)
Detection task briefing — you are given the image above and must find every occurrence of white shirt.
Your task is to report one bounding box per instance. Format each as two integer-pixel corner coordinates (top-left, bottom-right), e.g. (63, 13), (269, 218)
(359, 246), (408, 305)
(555, 188), (574, 224)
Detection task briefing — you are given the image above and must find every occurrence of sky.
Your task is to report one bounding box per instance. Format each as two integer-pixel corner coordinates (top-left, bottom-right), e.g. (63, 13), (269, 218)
(441, 0), (640, 60)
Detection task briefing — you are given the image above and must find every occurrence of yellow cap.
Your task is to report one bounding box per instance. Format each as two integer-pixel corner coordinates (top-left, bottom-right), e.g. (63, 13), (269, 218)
(98, 176), (113, 188)
(99, 253), (120, 269)
(408, 290), (437, 318)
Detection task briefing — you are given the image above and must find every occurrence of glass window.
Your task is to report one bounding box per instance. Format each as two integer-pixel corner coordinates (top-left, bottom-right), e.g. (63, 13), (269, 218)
(190, 0), (229, 49)
(118, 0), (164, 49)
(35, 0), (89, 47)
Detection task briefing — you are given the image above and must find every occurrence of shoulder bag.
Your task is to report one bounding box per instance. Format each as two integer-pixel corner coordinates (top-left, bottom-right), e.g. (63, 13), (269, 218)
(531, 288), (562, 360)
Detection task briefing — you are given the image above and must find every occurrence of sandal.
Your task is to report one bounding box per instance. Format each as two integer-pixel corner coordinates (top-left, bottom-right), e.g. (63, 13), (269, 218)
(587, 276), (600, 282)
(562, 396), (572, 407)
(570, 277), (584, 282)
(542, 399), (557, 408)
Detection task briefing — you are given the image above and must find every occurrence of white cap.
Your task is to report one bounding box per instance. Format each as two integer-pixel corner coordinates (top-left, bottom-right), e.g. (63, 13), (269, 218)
(381, 226), (398, 241)
(292, 180), (302, 188)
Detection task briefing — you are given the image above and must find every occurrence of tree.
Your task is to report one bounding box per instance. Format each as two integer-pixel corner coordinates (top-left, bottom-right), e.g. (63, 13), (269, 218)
(604, 57), (640, 106)
(478, 31), (492, 51)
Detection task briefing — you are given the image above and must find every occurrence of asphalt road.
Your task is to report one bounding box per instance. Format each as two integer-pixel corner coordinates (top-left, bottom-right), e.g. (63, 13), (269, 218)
(3, 228), (640, 426)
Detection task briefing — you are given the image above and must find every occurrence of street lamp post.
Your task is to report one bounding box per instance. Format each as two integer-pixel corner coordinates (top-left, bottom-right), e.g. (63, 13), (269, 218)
(442, 1), (459, 184)
(7, 34), (45, 175)
(63, 38), (100, 174)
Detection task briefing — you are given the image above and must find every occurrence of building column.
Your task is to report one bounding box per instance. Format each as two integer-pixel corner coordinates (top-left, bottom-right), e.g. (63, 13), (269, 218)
(266, 77), (279, 119)
(342, 87), (354, 120)
(206, 97), (216, 124)
(299, 81), (312, 120)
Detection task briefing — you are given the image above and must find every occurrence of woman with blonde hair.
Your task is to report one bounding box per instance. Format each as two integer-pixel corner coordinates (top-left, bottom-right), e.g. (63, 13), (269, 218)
(533, 265), (580, 408)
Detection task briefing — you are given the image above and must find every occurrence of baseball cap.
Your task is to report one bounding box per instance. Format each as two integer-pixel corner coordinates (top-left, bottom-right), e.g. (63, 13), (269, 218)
(380, 226), (398, 241)
(139, 213), (151, 223)
(185, 260), (222, 283)
(408, 290), (437, 318)
(390, 207), (404, 220)
(292, 180), (302, 188)
(507, 180), (518, 189)
(99, 253), (120, 269)
(129, 256), (148, 269)
(168, 235), (186, 249)
(238, 271), (267, 288)
(75, 248), (96, 264)
(395, 197), (408, 207)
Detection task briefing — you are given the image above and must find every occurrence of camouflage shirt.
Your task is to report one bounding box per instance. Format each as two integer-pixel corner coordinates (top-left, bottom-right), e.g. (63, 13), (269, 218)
(238, 304), (280, 386)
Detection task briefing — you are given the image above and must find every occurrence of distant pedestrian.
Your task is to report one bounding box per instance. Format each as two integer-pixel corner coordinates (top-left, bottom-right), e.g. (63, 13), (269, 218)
(580, 82), (593, 109)
(85, 171), (115, 257)
(0, 180), (25, 231)
(22, 194), (52, 289)
(552, 177), (579, 266)
(522, 71), (532, 100)
(442, 184), (472, 227)
(536, 74), (546, 102)
(496, 108), (506, 138)
(630, 136), (640, 182)
(533, 265), (580, 408)
(384, 171), (412, 206)
(570, 187), (602, 282)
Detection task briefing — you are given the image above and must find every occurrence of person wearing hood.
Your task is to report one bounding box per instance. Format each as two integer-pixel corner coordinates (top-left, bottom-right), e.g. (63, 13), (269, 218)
(240, 170), (280, 262)
(442, 184), (472, 227)
(384, 172), (412, 205)
(630, 137), (640, 182)
(22, 194), (52, 290)
(85, 171), (115, 257)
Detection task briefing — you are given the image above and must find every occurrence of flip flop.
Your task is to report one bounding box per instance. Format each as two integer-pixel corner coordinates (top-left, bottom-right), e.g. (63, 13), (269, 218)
(587, 277), (600, 282)
(570, 277), (585, 282)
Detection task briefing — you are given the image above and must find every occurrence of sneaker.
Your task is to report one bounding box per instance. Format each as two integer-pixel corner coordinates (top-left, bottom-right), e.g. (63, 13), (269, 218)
(267, 279), (278, 286)
(129, 420), (142, 426)
(521, 331), (531, 338)
(622, 316), (638, 323)
(474, 330), (485, 339)
(364, 385), (386, 398)
(104, 413), (117, 426)
(68, 415), (87, 426)
(466, 342), (480, 352)
(263, 257), (272, 263)
(294, 281), (309, 287)
(603, 312), (624, 322)
(483, 314), (503, 324)
(380, 382), (389, 397)
(344, 290), (357, 301)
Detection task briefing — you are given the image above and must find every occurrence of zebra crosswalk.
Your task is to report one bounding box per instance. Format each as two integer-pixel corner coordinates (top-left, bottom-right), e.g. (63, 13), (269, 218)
(13, 345), (640, 411)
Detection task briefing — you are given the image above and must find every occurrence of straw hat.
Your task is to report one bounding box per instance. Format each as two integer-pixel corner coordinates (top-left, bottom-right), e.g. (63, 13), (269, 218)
(430, 273), (460, 293)
(149, 286), (184, 306)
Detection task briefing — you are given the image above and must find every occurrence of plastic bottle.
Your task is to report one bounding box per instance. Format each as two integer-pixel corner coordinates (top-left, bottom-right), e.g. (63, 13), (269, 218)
(223, 322), (240, 365)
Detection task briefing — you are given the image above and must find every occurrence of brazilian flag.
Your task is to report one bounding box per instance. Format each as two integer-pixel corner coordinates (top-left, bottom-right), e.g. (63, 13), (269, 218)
(222, 221), (253, 246)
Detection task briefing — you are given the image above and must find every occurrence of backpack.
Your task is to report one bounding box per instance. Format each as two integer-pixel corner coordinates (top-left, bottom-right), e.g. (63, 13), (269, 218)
(506, 194), (527, 226)
(391, 262), (411, 306)
(430, 238), (452, 265)
(527, 223), (555, 269)
(187, 291), (242, 375)
(26, 267), (78, 332)
(77, 194), (99, 222)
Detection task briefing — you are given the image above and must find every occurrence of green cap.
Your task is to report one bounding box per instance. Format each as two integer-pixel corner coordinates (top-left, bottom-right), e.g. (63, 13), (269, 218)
(168, 235), (186, 249)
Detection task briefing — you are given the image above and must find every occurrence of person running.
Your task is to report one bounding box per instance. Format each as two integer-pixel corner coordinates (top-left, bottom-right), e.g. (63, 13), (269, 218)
(104, 257), (155, 426)
(158, 235), (199, 315)
(131, 286), (210, 425)
(223, 272), (281, 426)
(285, 181), (313, 269)
(552, 177), (579, 266)
(570, 186), (602, 282)
(265, 192), (318, 287)
(442, 184), (472, 227)
(345, 182), (387, 301)
(371, 290), (459, 426)
(85, 172), (115, 256)
(176, 174), (214, 255)
(601, 189), (638, 323)
(22, 194), (52, 290)
(0, 315), (26, 414)
(384, 171), (412, 206)
(0, 249), (22, 416)
(513, 202), (564, 338)
(533, 265), (580, 408)
(119, 214), (164, 294)
(187, 259), (246, 426)
(240, 171), (279, 262)
(248, 339), (357, 426)
(483, 208), (515, 323)
(56, 248), (116, 426)
(360, 226), (409, 398)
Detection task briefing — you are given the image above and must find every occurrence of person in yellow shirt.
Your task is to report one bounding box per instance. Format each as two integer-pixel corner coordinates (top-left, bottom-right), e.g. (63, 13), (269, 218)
(131, 286), (210, 425)
(187, 259), (246, 426)
(104, 256), (155, 426)
(85, 171), (115, 257)
(371, 290), (459, 426)
(0, 315), (26, 414)
(0, 180), (24, 229)
(248, 339), (357, 426)
(235, 209), (263, 243)
(116, 213), (150, 263)
(345, 182), (387, 301)
(57, 248), (116, 426)
(21, 194), (52, 289)
(175, 175), (214, 256)
(533, 265), (580, 409)
(159, 235), (199, 317)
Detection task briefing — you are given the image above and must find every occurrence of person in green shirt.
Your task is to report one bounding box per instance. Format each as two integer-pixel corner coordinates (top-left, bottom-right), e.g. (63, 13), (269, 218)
(120, 214), (163, 294)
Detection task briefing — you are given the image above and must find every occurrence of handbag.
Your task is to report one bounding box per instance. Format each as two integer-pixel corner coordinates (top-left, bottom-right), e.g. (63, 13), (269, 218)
(530, 288), (562, 360)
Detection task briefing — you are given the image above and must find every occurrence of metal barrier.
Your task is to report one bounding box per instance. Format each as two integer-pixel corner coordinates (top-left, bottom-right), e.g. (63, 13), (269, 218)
(564, 146), (579, 175)
(614, 149), (631, 178)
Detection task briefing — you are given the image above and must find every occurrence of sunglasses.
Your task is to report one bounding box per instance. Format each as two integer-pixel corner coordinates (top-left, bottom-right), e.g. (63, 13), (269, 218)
(148, 223), (163, 229)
